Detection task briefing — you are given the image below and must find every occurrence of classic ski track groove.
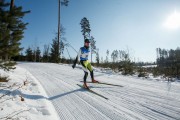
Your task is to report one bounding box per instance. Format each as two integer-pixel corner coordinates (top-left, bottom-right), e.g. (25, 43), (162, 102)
(18, 63), (180, 120)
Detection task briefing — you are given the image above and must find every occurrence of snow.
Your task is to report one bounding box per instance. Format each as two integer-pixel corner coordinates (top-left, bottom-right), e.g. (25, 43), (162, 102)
(141, 65), (157, 68)
(0, 65), (59, 120)
(1, 62), (180, 120)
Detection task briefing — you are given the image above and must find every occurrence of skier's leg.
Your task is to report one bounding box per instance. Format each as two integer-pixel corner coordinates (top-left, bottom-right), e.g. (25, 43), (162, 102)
(87, 61), (98, 83)
(80, 61), (89, 88)
(84, 71), (88, 83)
(86, 61), (93, 79)
(90, 70), (94, 80)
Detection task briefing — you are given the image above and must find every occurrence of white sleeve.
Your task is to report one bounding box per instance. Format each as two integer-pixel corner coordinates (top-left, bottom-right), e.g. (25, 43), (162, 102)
(77, 48), (81, 62)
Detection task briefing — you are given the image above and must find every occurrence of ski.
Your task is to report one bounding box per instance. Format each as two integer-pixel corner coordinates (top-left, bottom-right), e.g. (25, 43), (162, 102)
(77, 84), (108, 100)
(80, 81), (123, 87)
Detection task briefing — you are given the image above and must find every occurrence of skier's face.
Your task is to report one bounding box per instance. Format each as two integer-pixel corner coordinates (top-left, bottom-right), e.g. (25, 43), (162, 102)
(85, 42), (90, 47)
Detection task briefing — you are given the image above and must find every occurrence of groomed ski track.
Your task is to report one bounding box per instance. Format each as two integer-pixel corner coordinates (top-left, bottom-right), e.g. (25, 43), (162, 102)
(18, 62), (180, 120)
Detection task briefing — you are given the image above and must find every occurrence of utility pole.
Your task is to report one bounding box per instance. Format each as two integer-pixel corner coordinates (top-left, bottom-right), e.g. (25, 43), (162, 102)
(57, 0), (69, 62)
(58, 0), (60, 62)
(10, 0), (14, 11)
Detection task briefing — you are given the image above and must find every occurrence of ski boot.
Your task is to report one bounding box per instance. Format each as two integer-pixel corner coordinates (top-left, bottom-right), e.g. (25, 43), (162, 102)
(92, 79), (99, 83)
(83, 82), (89, 89)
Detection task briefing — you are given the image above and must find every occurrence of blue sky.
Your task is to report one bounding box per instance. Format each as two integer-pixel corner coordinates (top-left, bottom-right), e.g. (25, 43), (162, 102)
(13, 0), (180, 62)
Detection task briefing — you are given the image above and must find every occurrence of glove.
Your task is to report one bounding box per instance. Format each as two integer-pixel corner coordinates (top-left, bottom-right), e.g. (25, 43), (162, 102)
(72, 64), (76, 69)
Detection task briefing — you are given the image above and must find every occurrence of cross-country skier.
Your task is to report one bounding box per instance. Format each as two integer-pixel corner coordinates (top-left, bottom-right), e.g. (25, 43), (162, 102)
(72, 39), (98, 88)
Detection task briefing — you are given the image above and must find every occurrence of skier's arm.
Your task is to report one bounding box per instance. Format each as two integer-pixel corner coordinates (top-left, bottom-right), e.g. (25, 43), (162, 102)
(72, 49), (81, 69)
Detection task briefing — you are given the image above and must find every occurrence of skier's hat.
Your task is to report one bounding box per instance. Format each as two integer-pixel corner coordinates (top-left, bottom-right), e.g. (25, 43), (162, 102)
(84, 39), (90, 43)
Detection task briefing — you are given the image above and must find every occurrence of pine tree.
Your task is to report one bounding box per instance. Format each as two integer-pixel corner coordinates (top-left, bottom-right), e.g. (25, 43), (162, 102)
(96, 49), (100, 65)
(101, 57), (103, 63)
(90, 36), (97, 62)
(156, 47), (180, 77)
(35, 47), (41, 62)
(106, 50), (109, 63)
(0, 0), (30, 60)
(25, 47), (33, 62)
(80, 17), (91, 40)
(32, 47), (41, 62)
(50, 37), (60, 63)
(61, 0), (69, 6)
(50, 37), (65, 63)
(0, 0), (11, 60)
(90, 36), (96, 51)
(111, 50), (118, 63)
(50, 24), (66, 63)
(43, 44), (50, 62)
(0, 0), (29, 71)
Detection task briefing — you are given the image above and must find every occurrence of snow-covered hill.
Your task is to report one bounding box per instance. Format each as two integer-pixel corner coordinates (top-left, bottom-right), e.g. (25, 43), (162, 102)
(1, 62), (180, 120)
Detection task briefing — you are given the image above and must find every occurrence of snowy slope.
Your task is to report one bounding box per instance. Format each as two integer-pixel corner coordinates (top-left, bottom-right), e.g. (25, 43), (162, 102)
(0, 65), (59, 120)
(17, 62), (180, 120)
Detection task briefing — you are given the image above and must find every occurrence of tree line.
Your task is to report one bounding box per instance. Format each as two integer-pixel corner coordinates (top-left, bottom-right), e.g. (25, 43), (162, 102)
(0, 0), (71, 71)
(155, 47), (180, 78)
(12, 31), (72, 64)
(92, 49), (135, 75)
(1, 0), (179, 79)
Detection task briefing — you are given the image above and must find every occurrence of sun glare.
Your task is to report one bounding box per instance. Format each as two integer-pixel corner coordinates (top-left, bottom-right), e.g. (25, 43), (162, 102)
(164, 10), (180, 29)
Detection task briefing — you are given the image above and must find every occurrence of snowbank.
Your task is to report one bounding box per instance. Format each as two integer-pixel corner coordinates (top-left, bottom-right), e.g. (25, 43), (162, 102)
(0, 66), (59, 120)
